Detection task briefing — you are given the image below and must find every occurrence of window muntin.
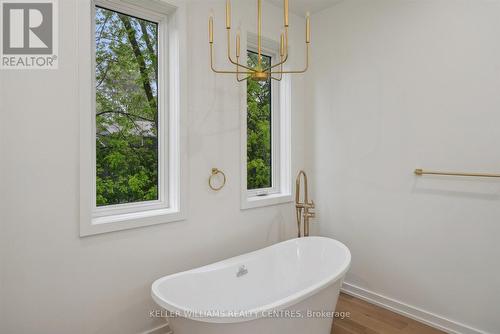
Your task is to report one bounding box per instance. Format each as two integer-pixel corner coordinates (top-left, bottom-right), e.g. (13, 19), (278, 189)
(247, 50), (273, 191)
(95, 6), (160, 207)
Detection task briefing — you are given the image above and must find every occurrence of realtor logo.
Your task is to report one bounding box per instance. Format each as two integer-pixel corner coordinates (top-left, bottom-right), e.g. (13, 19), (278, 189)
(1, 0), (58, 69)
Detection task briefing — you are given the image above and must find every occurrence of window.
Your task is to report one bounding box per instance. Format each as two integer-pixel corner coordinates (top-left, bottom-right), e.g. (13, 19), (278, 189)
(95, 6), (159, 207)
(80, 0), (186, 236)
(241, 35), (292, 209)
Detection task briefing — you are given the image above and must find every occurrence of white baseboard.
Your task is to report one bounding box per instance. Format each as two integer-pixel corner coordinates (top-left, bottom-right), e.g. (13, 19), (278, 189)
(140, 323), (171, 334)
(341, 282), (490, 334)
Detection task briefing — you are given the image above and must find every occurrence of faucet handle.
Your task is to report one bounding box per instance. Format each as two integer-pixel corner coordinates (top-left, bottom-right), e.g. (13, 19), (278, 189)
(303, 205), (315, 218)
(304, 200), (315, 209)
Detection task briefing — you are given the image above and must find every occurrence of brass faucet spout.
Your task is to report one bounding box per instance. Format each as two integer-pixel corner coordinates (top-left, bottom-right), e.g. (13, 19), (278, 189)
(295, 170), (309, 204)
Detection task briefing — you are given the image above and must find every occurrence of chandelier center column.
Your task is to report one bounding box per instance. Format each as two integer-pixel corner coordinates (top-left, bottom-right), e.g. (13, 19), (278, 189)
(258, 0), (263, 66)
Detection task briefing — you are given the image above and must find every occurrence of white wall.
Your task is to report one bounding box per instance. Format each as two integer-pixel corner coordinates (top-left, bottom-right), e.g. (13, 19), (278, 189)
(0, 1), (306, 333)
(306, 1), (500, 333)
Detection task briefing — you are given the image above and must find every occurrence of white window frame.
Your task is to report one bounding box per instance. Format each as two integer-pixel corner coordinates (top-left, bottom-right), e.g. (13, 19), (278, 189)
(79, 0), (187, 236)
(241, 33), (292, 210)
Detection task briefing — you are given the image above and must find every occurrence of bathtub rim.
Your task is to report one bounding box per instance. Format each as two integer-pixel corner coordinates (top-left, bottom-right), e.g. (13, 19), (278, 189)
(151, 236), (351, 324)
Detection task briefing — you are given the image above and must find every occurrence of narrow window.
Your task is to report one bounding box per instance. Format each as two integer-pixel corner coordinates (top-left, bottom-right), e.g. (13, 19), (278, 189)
(95, 7), (159, 207)
(247, 51), (274, 192)
(80, 0), (185, 236)
(241, 36), (292, 210)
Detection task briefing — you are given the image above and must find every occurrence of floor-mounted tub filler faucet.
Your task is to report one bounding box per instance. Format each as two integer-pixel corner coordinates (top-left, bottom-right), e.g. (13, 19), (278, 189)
(295, 171), (315, 237)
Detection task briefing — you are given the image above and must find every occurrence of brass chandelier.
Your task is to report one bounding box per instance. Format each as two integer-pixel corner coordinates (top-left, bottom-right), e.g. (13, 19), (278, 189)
(208, 0), (311, 82)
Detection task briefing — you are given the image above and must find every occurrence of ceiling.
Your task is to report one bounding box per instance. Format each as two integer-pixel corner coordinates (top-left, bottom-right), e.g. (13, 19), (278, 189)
(266, 0), (342, 15)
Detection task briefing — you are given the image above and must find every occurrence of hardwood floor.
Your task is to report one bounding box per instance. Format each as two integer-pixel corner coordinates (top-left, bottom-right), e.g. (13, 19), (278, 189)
(331, 293), (446, 334)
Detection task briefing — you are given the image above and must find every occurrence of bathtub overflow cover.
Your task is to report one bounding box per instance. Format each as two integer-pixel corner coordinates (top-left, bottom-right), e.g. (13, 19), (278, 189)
(236, 265), (248, 278)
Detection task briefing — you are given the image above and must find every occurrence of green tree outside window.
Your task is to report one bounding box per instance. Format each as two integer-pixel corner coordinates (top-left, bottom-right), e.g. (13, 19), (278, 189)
(95, 7), (159, 206)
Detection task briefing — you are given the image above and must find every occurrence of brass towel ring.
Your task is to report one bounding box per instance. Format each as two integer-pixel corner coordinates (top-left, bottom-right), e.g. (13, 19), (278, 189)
(209, 168), (226, 191)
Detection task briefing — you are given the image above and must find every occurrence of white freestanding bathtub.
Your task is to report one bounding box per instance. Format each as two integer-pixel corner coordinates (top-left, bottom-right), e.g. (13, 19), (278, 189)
(151, 237), (351, 334)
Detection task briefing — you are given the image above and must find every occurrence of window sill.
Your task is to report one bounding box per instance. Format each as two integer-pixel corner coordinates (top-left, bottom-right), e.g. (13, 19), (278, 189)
(241, 192), (293, 210)
(80, 208), (185, 237)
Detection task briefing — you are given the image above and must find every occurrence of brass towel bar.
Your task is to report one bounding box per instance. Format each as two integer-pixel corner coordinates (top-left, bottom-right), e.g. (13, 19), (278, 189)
(415, 169), (500, 178)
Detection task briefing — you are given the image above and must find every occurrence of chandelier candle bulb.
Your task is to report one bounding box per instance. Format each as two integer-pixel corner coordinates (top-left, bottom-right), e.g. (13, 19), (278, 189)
(226, 0), (231, 29)
(236, 31), (241, 58)
(284, 0), (289, 27)
(209, 16), (214, 44)
(306, 12), (311, 43)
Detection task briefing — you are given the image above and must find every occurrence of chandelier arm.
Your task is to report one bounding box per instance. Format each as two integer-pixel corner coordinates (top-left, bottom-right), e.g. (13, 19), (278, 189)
(237, 74), (252, 82)
(270, 57), (284, 81)
(236, 56), (249, 81)
(226, 30), (256, 72)
(210, 44), (253, 74)
(277, 57), (284, 79)
(270, 44), (309, 74)
(264, 28), (289, 72)
(264, 53), (289, 72)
